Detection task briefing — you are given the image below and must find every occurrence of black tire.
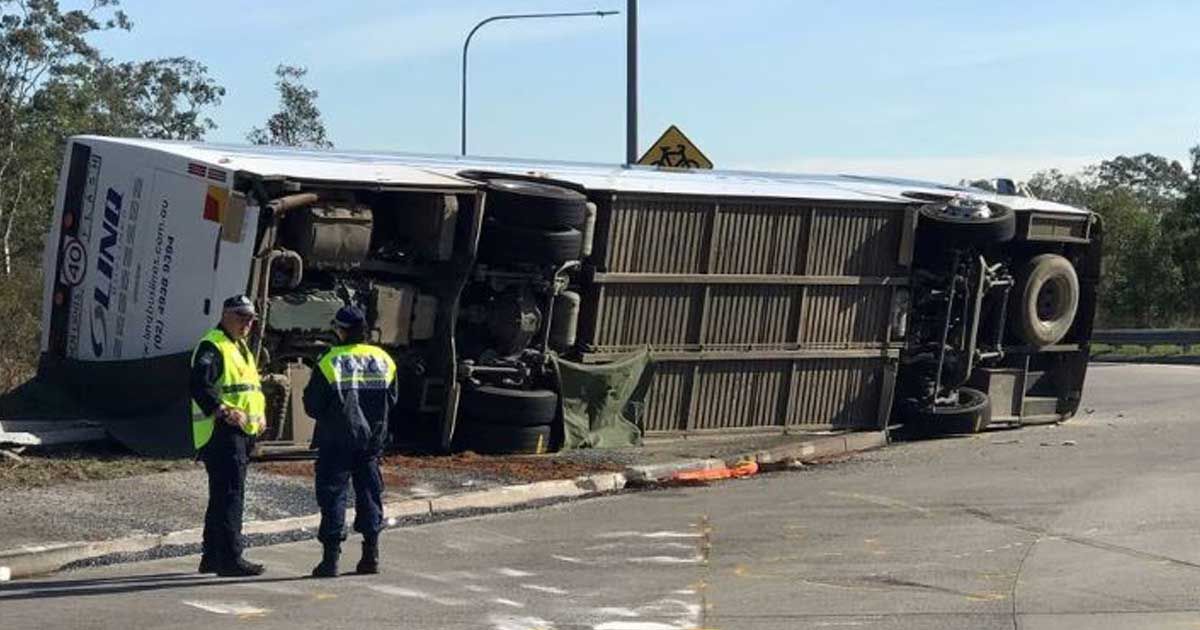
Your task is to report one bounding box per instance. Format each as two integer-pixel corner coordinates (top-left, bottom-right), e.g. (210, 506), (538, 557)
(910, 387), (991, 434)
(918, 201), (1016, 246)
(461, 385), (559, 427)
(1011, 254), (1080, 347)
(456, 420), (552, 455)
(486, 179), (587, 230)
(478, 222), (583, 265)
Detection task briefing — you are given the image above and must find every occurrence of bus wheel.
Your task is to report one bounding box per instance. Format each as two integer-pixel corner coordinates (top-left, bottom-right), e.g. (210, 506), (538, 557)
(455, 420), (553, 455)
(1011, 254), (1079, 347)
(461, 385), (558, 427)
(918, 198), (1015, 245)
(486, 179), (588, 230)
(478, 222), (583, 264)
(911, 387), (991, 435)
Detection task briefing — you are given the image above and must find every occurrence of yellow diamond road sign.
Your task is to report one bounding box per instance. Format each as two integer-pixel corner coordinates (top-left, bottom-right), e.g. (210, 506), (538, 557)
(637, 125), (712, 169)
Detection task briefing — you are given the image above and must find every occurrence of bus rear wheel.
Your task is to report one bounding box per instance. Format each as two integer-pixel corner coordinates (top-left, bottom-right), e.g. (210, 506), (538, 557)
(910, 386), (991, 435)
(918, 198), (1016, 246)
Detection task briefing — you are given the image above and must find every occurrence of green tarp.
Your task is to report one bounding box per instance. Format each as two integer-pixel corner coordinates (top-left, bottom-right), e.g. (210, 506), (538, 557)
(553, 348), (654, 450)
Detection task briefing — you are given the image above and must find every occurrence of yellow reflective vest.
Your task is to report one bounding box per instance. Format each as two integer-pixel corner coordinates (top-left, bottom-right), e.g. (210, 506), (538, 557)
(190, 328), (266, 450)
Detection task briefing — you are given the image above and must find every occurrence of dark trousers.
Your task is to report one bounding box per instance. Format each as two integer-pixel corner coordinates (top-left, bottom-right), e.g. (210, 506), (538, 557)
(315, 450), (384, 546)
(202, 446), (247, 563)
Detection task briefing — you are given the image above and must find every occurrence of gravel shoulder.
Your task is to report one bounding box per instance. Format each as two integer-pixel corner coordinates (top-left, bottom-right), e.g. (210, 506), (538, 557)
(0, 430), (844, 554)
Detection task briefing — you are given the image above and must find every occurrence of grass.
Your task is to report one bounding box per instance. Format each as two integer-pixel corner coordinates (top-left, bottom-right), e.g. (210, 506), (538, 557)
(1091, 342), (1200, 359)
(0, 442), (194, 491)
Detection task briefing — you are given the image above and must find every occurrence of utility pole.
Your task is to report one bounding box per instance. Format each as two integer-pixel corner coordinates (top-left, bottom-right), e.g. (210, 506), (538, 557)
(625, 0), (638, 165)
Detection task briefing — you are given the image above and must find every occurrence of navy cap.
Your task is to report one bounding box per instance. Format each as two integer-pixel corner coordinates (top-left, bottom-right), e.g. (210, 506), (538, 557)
(222, 294), (256, 316)
(332, 305), (366, 328)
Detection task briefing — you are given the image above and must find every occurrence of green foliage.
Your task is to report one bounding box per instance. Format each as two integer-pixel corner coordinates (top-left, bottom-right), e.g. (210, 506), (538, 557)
(0, 265), (39, 390)
(0, 1), (225, 394)
(1028, 146), (1200, 327)
(246, 64), (332, 149)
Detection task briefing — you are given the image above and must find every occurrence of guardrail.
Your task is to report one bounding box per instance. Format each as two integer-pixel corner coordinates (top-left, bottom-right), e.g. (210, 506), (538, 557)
(1092, 329), (1200, 346)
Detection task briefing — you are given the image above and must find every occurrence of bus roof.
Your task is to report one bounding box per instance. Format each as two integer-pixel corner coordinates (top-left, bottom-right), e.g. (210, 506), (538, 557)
(75, 136), (1089, 215)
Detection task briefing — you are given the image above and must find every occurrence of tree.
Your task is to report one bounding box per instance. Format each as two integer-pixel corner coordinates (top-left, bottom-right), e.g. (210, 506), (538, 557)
(0, 1), (225, 390)
(1026, 151), (1194, 327)
(0, 0), (224, 275)
(1025, 169), (1095, 208)
(1094, 153), (1190, 217)
(1159, 144), (1200, 307)
(247, 64), (332, 149)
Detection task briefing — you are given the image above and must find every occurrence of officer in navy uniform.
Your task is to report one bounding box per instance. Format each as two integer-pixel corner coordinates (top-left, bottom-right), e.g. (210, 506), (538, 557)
(304, 305), (398, 578)
(190, 295), (267, 577)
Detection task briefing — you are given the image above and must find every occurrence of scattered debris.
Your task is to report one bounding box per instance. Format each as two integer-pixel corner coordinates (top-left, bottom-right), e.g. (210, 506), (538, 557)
(990, 439), (1020, 445)
(260, 450), (625, 489)
(1040, 440), (1078, 447)
(0, 448), (23, 463)
(670, 460), (758, 483)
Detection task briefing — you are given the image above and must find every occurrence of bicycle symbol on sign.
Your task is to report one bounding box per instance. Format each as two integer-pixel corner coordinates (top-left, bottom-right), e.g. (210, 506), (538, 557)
(650, 144), (701, 169)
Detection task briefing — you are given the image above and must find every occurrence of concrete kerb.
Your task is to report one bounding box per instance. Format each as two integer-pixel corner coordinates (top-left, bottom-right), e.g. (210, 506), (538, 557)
(753, 431), (887, 470)
(0, 432), (887, 581)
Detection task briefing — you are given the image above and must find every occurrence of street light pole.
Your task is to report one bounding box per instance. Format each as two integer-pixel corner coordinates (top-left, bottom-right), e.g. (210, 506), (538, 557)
(625, 0), (637, 165)
(461, 9), (619, 156)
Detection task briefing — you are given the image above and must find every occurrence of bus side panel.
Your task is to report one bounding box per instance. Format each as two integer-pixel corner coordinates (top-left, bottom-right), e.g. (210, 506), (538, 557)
(38, 139), (256, 425)
(42, 139), (254, 364)
(578, 193), (907, 434)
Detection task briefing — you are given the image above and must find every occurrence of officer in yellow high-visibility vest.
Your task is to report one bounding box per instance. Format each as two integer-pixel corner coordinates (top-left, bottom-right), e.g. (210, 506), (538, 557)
(190, 294), (268, 577)
(304, 305), (398, 578)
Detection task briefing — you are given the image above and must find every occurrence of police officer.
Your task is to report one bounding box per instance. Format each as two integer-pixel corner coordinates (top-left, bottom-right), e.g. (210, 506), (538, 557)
(190, 294), (267, 577)
(304, 305), (398, 578)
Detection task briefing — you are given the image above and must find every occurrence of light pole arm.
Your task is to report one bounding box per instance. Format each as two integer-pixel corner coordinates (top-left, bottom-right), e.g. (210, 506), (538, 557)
(461, 10), (618, 156)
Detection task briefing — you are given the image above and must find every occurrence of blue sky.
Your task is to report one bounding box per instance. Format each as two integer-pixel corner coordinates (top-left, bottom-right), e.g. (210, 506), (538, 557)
(94, 0), (1200, 183)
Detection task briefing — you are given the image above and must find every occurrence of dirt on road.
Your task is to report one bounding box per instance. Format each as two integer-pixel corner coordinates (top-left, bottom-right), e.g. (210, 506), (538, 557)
(260, 451), (625, 490)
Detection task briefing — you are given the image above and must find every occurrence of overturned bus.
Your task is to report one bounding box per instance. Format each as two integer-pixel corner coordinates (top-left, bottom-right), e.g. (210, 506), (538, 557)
(39, 137), (1100, 456)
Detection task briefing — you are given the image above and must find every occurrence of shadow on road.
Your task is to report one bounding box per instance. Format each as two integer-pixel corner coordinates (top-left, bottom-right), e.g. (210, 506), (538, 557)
(0, 571), (310, 601)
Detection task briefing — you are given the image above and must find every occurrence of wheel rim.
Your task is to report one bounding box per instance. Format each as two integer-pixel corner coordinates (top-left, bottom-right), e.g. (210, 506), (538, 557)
(1035, 275), (1072, 324)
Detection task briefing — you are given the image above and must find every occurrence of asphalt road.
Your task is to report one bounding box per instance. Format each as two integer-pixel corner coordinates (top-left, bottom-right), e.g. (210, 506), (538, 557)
(3, 363), (1199, 630)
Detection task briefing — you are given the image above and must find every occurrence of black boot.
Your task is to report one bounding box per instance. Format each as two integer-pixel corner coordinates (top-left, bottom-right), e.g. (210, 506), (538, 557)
(312, 543), (340, 578)
(198, 554), (217, 574)
(356, 537), (380, 575)
(216, 557), (265, 577)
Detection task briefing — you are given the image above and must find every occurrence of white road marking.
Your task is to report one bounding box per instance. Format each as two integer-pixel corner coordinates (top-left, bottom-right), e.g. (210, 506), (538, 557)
(594, 531), (702, 540)
(464, 584), (491, 593)
(594, 623), (679, 630)
(368, 584), (465, 606)
(626, 556), (703, 565)
(592, 598), (701, 630)
(521, 583), (570, 595)
(594, 531), (643, 539)
(585, 542), (694, 552)
(552, 554), (592, 565)
(181, 600), (270, 616)
(408, 571), (454, 583)
(493, 598), (525, 608)
(489, 614), (558, 630)
(496, 567), (535, 577)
